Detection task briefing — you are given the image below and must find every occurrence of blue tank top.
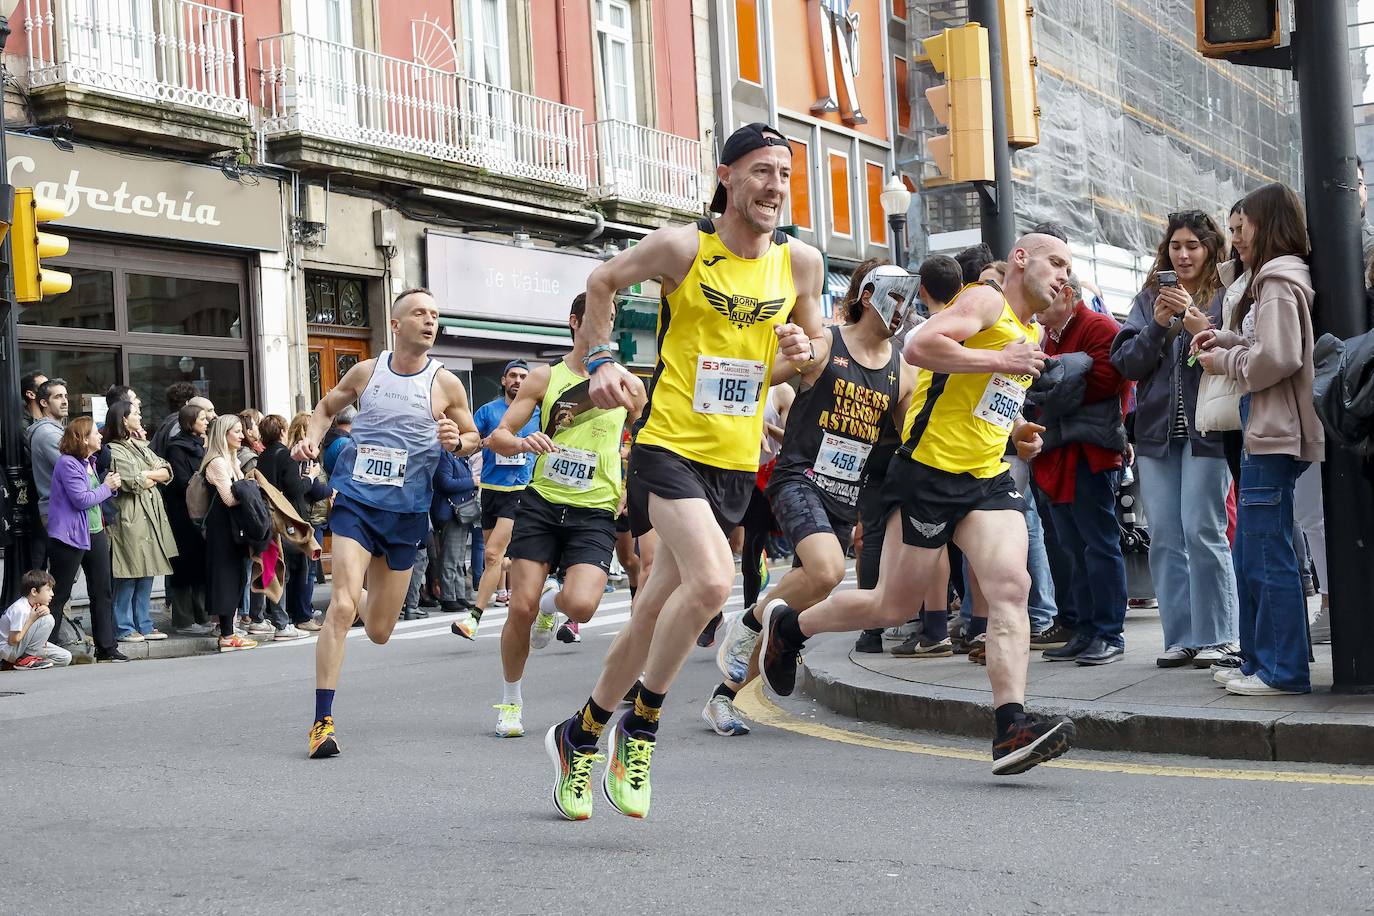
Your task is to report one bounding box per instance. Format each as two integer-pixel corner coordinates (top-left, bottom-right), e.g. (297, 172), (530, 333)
(331, 351), (443, 514)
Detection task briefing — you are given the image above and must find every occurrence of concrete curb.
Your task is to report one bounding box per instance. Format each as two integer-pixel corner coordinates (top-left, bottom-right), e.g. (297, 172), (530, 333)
(799, 636), (1374, 766)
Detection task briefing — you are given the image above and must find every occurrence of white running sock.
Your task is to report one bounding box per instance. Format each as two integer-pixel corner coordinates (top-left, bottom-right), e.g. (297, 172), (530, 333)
(503, 679), (523, 706)
(539, 584), (560, 616)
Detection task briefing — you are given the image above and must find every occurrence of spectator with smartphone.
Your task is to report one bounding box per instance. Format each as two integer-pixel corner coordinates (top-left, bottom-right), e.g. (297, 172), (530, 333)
(1112, 210), (1238, 669)
(1193, 183), (1322, 696)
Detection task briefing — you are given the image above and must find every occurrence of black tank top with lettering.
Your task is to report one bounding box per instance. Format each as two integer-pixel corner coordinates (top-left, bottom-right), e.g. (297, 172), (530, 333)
(770, 327), (902, 523)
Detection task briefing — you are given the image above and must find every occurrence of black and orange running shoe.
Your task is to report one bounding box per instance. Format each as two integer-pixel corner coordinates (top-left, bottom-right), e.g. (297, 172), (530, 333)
(758, 600), (803, 697)
(309, 716), (340, 759)
(992, 712), (1075, 775)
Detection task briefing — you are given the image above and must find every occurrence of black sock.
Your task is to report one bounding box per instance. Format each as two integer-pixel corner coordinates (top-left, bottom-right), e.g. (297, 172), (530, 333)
(568, 697), (612, 746)
(623, 685), (666, 738)
(742, 604), (763, 632)
(920, 610), (949, 642)
(969, 616), (988, 638)
(994, 702), (1025, 734)
(713, 682), (738, 700)
(778, 608), (806, 647)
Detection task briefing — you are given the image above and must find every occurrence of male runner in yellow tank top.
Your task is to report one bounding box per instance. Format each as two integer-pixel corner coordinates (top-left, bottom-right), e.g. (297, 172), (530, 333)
(757, 232), (1081, 776)
(542, 123), (824, 820)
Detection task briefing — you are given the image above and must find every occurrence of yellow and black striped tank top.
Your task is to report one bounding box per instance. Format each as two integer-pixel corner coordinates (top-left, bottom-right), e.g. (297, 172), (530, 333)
(636, 219), (797, 472)
(901, 283), (1040, 478)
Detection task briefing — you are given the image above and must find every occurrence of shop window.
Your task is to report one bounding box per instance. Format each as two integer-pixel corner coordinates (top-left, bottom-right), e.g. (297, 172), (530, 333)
(866, 161), (888, 247)
(306, 274), (370, 328)
(19, 267), (115, 331)
(735, 0), (762, 84)
(788, 137), (812, 231)
(127, 353), (249, 433)
(829, 151), (852, 237)
(126, 274), (243, 338)
(17, 346), (120, 420)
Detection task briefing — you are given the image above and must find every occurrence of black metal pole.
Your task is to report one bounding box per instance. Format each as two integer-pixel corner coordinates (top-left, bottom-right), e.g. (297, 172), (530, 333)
(0, 14), (30, 601)
(967, 0), (1016, 257)
(889, 214), (909, 271)
(1293, 1), (1374, 693)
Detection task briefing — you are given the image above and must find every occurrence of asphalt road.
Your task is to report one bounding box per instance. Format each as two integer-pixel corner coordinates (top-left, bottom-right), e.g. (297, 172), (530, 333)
(3, 579), (1373, 915)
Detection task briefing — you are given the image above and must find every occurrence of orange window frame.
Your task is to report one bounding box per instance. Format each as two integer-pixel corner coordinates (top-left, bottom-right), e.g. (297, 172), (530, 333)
(735, 0), (762, 84)
(866, 161), (887, 247)
(894, 55), (912, 134)
(788, 138), (812, 231)
(829, 152), (851, 237)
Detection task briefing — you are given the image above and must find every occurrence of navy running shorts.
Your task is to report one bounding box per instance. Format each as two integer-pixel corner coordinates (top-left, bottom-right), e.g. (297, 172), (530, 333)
(328, 492), (429, 571)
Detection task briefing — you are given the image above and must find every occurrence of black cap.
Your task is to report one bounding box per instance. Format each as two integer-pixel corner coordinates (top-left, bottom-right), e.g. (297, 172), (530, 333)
(709, 122), (792, 214)
(502, 359), (529, 375)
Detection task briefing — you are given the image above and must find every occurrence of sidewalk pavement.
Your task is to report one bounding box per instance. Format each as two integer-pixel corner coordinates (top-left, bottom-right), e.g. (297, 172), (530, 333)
(799, 607), (1374, 766)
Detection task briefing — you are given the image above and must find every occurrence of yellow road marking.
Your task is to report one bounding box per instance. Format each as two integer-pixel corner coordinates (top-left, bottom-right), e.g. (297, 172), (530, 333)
(733, 681), (1374, 788)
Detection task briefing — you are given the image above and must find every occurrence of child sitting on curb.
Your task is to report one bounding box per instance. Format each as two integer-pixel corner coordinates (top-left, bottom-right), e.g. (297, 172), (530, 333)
(1, 570), (72, 671)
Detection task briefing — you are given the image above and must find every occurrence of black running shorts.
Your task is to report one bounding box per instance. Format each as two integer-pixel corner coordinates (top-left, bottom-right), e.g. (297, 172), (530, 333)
(883, 453), (1027, 549)
(626, 444), (754, 538)
(506, 488), (617, 574)
(480, 488), (523, 531)
(765, 476), (853, 556)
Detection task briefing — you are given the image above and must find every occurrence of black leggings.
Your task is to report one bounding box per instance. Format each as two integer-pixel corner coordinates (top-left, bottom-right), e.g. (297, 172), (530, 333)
(48, 529), (116, 653)
(740, 486), (775, 610)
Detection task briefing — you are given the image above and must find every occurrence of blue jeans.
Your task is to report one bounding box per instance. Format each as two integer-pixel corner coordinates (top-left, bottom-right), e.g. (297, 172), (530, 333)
(1045, 459), (1128, 646)
(1137, 439), (1238, 649)
(114, 576), (154, 637)
(1235, 443), (1311, 692)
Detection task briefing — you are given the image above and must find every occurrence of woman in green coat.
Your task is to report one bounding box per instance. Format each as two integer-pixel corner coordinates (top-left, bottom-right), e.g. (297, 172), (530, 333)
(105, 400), (179, 642)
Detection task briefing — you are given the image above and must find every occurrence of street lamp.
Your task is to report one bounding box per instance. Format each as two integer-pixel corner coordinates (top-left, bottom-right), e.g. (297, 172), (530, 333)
(879, 175), (912, 270)
(2, 0), (29, 600)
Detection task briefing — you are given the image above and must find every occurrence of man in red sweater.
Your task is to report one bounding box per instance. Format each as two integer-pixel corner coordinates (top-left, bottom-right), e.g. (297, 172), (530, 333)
(1033, 276), (1130, 665)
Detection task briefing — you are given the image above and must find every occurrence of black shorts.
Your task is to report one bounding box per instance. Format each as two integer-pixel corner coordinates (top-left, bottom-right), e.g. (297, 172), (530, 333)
(480, 488), (523, 531)
(765, 476), (853, 556)
(506, 488), (617, 574)
(626, 444), (754, 538)
(884, 455), (1027, 549)
(615, 510), (631, 534)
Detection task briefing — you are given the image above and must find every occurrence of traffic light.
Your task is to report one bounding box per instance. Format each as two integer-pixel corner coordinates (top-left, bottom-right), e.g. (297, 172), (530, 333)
(998, 0), (1040, 148)
(918, 23), (994, 184)
(11, 187), (71, 302)
(1195, 0), (1281, 60)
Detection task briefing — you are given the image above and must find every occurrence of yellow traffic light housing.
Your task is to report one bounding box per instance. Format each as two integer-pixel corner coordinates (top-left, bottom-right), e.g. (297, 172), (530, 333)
(919, 23), (995, 184)
(1195, 0), (1281, 60)
(11, 187), (72, 302)
(999, 0), (1040, 148)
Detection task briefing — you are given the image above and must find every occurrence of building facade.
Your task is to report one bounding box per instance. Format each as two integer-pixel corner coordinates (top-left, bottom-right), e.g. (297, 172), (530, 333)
(7, 0), (709, 427)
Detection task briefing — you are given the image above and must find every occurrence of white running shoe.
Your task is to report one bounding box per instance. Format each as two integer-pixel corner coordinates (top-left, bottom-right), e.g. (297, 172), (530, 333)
(246, 621), (275, 636)
(702, 693), (751, 736)
(495, 589), (511, 606)
(716, 609), (761, 684)
(883, 621), (920, 641)
(530, 612), (557, 650)
(1214, 666), (1247, 687)
(274, 625), (308, 641)
(494, 703), (525, 737)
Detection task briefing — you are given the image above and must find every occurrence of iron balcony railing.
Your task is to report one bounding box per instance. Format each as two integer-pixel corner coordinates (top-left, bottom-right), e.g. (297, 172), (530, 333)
(258, 32), (586, 191)
(588, 119), (701, 213)
(23, 0), (249, 118)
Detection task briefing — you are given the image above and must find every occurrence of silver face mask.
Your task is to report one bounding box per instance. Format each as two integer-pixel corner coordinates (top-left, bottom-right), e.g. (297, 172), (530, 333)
(861, 265), (924, 338)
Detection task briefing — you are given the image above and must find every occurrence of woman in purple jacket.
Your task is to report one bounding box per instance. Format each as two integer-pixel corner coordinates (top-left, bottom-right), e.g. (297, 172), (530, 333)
(47, 416), (125, 662)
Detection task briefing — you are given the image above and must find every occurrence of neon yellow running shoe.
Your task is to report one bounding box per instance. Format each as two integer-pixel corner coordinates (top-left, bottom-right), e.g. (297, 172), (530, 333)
(494, 703), (524, 738)
(545, 719), (604, 821)
(530, 611), (557, 650)
(759, 551), (771, 591)
(603, 720), (655, 818)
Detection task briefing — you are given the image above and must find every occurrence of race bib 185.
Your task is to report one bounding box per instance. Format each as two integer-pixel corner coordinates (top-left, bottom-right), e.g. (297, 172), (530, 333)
(693, 356), (766, 416)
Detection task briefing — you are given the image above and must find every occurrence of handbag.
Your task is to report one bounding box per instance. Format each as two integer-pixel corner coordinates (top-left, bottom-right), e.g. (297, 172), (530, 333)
(1195, 372), (1241, 433)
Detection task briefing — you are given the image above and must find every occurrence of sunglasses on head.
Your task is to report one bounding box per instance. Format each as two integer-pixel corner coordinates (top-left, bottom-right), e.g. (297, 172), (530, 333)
(1168, 209), (1210, 224)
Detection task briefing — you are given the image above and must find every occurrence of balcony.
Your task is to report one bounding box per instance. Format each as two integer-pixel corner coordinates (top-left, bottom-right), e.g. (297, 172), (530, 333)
(22, 0), (249, 149)
(587, 119), (702, 216)
(258, 33), (587, 196)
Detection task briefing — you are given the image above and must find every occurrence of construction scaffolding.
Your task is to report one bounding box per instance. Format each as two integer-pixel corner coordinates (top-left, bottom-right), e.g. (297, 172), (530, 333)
(904, 0), (1301, 297)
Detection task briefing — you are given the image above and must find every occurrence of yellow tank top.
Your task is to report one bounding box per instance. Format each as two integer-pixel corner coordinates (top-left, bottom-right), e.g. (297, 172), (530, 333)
(901, 284), (1040, 478)
(529, 361), (626, 514)
(636, 219), (797, 471)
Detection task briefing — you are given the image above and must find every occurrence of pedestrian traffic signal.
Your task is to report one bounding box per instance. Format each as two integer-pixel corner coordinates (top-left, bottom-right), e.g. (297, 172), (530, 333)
(999, 0), (1040, 148)
(11, 187), (71, 303)
(918, 23), (994, 184)
(1194, 0), (1281, 60)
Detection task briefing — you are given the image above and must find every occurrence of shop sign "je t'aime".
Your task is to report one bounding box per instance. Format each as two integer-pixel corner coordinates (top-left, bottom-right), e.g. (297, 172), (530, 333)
(4, 133), (283, 251)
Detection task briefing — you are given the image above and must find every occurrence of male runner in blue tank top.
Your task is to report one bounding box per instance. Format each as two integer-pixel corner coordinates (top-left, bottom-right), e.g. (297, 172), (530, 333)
(293, 288), (480, 759)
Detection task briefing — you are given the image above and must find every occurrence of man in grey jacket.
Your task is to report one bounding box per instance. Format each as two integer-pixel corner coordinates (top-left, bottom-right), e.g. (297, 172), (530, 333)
(23, 378), (68, 571)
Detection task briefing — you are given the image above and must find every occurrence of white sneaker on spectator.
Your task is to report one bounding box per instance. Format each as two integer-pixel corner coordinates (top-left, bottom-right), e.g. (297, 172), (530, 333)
(274, 625), (308, 641)
(883, 621), (919, 641)
(1155, 646), (1197, 668)
(118, 632), (145, 643)
(1193, 643), (1240, 668)
(176, 624), (215, 636)
(1309, 601), (1331, 645)
(1225, 673), (1304, 696)
(1213, 667), (1247, 687)
(247, 621), (275, 636)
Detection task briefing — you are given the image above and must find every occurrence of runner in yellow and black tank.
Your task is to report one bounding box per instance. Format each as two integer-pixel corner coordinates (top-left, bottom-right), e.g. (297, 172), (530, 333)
(704, 262), (920, 738)
(757, 231), (1084, 778)
(542, 123), (824, 821)
(486, 293), (646, 742)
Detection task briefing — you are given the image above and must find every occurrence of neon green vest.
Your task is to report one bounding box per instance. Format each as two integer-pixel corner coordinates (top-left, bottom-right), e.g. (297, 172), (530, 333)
(529, 360), (627, 513)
